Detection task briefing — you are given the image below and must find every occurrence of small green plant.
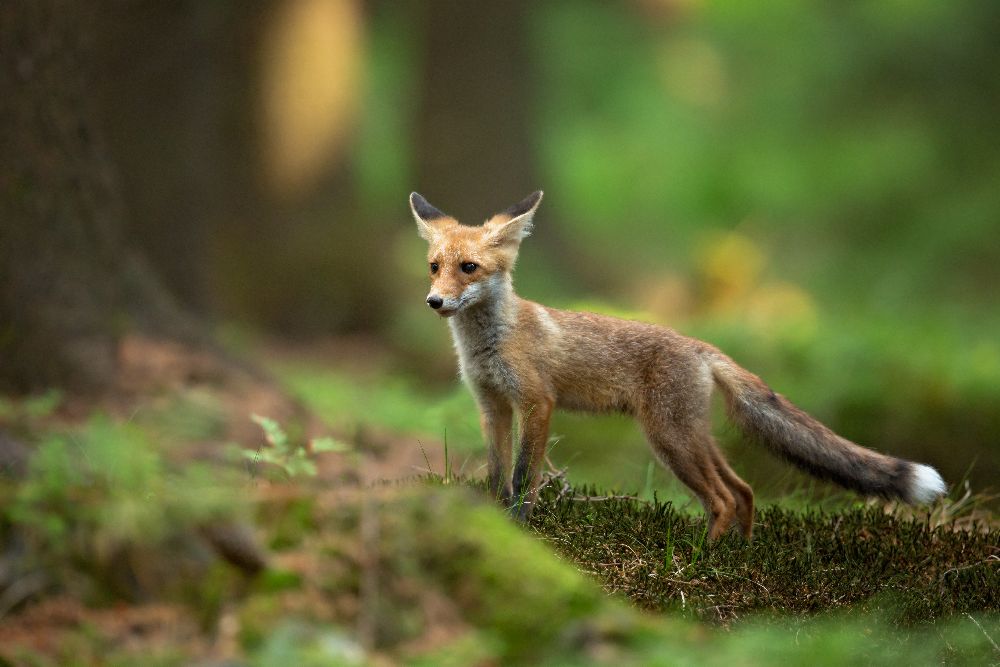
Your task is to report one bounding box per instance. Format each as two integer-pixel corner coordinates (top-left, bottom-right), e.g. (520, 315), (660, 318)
(662, 520), (675, 571)
(443, 428), (451, 483)
(242, 414), (349, 479)
(686, 522), (710, 569)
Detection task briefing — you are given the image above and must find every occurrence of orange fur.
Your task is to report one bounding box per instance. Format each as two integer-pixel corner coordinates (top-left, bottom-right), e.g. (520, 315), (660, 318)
(410, 191), (946, 539)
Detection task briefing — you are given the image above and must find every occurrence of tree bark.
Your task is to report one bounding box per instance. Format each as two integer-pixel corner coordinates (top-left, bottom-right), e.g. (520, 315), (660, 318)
(413, 0), (540, 220)
(0, 1), (125, 390)
(92, 3), (269, 317)
(0, 1), (198, 392)
(410, 0), (593, 293)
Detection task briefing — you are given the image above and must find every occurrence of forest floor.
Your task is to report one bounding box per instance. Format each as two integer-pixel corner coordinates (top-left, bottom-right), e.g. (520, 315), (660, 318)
(0, 336), (997, 666)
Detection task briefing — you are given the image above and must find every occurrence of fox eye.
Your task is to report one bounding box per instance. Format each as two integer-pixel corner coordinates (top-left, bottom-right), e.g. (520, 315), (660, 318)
(461, 262), (478, 274)
(430, 262), (439, 274)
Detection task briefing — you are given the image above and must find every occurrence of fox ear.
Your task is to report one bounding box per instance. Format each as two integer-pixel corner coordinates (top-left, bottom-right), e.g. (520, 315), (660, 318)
(488, 190), (543, 246)
(410, 192), (448, 240)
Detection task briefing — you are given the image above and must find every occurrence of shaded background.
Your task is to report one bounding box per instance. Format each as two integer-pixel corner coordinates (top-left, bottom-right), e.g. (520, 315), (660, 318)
(3, 0), (999, 498)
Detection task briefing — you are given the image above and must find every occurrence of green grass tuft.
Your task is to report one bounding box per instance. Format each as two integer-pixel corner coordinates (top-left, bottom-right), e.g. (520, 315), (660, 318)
(528, 481), (999, 625)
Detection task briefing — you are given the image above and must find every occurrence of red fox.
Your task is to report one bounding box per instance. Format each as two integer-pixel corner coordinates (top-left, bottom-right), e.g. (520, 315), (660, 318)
(410, 190), (946, 539)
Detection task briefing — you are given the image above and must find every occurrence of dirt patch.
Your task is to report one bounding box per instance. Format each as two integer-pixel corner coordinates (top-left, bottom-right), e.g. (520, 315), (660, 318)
(115, 335), (308, 443)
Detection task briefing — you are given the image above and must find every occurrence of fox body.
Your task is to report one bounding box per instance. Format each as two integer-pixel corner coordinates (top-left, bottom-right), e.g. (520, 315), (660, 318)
(410, 191), (946, 539)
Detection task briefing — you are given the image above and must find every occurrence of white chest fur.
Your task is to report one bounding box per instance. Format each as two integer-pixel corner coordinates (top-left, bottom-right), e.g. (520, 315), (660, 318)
(447, 300), (518, 397)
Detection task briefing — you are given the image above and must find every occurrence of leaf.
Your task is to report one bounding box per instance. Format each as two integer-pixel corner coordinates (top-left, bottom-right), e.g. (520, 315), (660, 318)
(311, 436), (349, 453)
(251, 414), (288, 450)
(283, 454), (317, 478)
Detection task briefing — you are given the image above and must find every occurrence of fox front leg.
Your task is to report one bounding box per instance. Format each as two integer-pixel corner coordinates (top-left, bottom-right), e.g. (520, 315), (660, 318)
(510, 397), (554, 521)
(478, 393), (514, 504)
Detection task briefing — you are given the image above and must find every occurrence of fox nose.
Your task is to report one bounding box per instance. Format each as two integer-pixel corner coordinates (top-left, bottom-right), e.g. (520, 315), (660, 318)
(426, 296), (443, 310)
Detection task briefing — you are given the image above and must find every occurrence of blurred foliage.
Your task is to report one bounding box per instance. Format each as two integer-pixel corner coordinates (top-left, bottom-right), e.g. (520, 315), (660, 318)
(5, 2), (1000, 663)
(347, 0), (1000, 492)
(8, 418), (232, 549)
(1, 407), (996, 665)
(242, 414), (350, 479)
(0, 417), (249, 606)
(359, 0), (998, 310)
(46, 0), (996, 485)
(280, 365), (479, 452)
(525, 0), (1000, 312)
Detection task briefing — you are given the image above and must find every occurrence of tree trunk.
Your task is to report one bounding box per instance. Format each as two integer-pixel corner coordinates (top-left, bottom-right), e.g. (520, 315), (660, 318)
(413, 0), (540, 220)
(0, 1), (197, 392)
(92, 3), (270, 317)
(410, 0), (591, 292)
(0, 1), (125, 390)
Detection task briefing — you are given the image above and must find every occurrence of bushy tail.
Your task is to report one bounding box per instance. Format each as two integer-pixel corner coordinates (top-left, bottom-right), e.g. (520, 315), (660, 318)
(710, 353), (945, 504)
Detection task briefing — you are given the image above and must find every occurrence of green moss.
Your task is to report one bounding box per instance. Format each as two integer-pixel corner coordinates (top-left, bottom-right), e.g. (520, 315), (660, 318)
(411, 489), (604, 646)
(3, 408), (996, 666)
(3, 415), (251, 608)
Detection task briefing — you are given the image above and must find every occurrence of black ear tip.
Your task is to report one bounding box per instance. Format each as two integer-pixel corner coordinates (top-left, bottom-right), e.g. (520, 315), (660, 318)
(411, 192), (447, 221)
(522, 190), (543, 208)
(502, 190), (545, 218)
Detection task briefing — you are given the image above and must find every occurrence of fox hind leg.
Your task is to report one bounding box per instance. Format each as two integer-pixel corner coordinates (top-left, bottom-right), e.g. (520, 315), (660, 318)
(641, 406), (742, 540)
(709, 443), (754, 539)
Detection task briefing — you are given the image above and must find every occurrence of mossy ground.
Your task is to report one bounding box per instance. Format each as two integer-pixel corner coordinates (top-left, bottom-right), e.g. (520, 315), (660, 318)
(528, 479), (998, 625)
(0, 364), (997, 665)
(2, 464), (997, 665)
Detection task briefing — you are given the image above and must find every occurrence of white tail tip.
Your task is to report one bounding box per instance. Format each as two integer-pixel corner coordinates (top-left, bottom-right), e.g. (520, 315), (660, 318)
(909, 464), (946, 504)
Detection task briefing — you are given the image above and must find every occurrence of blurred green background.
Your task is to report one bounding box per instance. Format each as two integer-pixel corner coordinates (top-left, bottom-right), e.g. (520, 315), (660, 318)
(6, 0), (1000, 498)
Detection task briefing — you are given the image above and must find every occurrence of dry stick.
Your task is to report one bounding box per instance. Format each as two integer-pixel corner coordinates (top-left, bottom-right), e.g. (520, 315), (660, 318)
(538, 465), (643, 504)
(939, 554), (999, 580)
(416, 440), (433, 476)
(571, 493), (642, 503)
(965, 613), (1000, 655)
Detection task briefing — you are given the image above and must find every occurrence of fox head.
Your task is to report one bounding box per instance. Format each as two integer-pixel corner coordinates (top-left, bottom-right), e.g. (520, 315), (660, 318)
(409, 191), (543, 317)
